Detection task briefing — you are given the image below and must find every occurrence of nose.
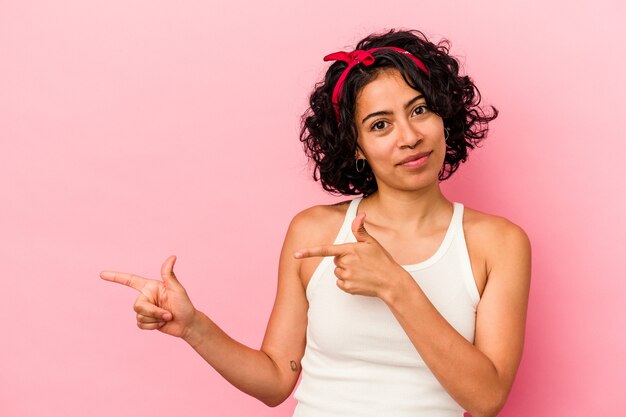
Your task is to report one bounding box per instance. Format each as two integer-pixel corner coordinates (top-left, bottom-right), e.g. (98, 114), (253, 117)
(396, 119), (423, 149)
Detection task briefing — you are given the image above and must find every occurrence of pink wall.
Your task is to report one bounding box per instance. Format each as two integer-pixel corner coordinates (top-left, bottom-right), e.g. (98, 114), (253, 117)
(2, 0), (625, 415)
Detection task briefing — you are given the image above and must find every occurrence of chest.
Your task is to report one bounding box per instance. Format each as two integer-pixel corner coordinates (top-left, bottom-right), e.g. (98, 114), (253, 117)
(300, 225), (487, 298)
(305, 250), (480, 365)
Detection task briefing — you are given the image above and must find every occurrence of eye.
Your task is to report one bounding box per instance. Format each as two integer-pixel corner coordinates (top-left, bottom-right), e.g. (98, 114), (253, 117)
(370, 120), (389, 131)
(412, 104), (429, 116)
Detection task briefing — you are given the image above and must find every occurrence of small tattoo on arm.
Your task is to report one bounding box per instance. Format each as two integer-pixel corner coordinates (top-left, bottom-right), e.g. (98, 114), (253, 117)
(290, 360), (298, 372)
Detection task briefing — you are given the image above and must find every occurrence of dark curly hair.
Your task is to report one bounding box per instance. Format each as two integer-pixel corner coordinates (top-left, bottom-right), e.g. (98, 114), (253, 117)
(300, 29), (498, 197)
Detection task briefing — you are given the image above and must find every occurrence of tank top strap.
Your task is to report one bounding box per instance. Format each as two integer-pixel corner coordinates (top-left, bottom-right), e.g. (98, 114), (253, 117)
(448, 201), (480, 306)
(450, 202), (465, 234)
(333, 197), (363, 244)
(445, 202), (465, 253)
(305, 197), (363, 297)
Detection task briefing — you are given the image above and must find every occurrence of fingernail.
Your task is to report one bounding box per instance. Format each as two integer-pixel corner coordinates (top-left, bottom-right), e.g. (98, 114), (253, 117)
(294, 251), (302, 259)
(163, 313), (172, 321)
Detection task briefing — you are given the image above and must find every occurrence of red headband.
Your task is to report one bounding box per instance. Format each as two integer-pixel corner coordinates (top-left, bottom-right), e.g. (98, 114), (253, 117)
(323, 47), (430, 121)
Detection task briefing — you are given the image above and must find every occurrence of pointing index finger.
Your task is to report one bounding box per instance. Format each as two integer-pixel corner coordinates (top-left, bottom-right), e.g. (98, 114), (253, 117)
(100, 270), (148, 291)
(294, 243), (348, 259)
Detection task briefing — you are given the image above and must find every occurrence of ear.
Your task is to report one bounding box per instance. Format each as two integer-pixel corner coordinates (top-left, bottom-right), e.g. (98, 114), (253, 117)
(355, 144), (366, 160)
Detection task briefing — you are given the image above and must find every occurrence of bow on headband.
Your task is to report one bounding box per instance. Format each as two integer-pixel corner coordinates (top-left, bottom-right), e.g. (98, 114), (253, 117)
(323, 47), (430, 121)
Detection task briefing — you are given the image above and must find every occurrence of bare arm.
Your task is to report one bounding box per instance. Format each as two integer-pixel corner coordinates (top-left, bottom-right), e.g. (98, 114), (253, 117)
(181, 215), (309, 406)
(383, 220), (531, 417)
(100, 214), (310, 406)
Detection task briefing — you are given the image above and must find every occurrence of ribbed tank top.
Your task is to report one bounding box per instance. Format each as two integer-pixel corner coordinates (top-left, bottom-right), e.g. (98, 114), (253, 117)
(293, 197), (480, 417)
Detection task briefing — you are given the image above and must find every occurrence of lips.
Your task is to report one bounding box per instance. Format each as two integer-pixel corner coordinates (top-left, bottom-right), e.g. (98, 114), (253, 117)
(396, 151), (432, 166)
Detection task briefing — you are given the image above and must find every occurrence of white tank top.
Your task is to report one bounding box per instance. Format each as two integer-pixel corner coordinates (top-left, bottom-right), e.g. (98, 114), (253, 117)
(293, 197), (480, 417)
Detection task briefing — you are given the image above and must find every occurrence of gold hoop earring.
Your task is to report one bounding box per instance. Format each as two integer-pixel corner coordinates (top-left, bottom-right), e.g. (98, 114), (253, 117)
(444, 127), (450, 142)
(355, 159), (366, 173)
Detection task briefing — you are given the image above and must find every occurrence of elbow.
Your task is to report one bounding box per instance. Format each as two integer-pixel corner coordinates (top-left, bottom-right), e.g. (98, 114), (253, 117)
(468, 406), (502, 417)
(260, 392), (289, 408)
(467, 389), (506, 417)
(261, 398), (281, 408)
(261, 396), (287, 408)
(262, 400), (283, 408)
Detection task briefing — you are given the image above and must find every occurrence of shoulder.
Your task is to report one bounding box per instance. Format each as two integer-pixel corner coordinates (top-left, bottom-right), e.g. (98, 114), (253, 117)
(286, 199), (354, 247)
(291, 200), (351, 225)
(463, 206), (530, 246)
(462, 205), (531, 276)
(280, 199), (357, 288)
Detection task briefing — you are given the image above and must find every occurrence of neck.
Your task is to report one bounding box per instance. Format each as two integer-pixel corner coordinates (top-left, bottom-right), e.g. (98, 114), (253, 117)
(360, 182), (452, 233)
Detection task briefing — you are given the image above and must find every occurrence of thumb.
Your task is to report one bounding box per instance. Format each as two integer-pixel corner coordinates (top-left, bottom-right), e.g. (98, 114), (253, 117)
(161, 255), (182, 286)
(352, 212), (373, 243)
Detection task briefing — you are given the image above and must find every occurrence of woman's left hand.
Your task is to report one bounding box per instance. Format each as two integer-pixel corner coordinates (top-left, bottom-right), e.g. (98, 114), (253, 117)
(294, 213), (407, 299)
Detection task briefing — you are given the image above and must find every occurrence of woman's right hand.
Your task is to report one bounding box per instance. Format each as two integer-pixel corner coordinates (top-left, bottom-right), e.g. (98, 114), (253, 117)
(100, 255), (197, 339)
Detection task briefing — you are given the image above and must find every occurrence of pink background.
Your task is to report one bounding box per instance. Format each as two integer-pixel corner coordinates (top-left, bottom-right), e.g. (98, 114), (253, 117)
(2, 0), (625, 415)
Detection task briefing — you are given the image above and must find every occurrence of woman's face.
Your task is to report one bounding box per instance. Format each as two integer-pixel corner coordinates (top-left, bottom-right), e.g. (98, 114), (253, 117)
(354, 68), (446, 193)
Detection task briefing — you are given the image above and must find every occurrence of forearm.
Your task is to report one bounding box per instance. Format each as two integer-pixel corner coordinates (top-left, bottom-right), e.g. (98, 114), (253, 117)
(383, 276), (505, 417)
(182, 310), (291, 406)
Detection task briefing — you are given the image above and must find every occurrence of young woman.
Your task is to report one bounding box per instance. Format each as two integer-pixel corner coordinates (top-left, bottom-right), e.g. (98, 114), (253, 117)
(101, 29), (531, 417)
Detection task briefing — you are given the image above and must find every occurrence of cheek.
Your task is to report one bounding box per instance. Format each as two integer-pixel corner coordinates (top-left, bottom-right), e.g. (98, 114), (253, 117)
(357, 138), (389, 162)
(438, 136), (447, 155)
(433, 133), (448, 168)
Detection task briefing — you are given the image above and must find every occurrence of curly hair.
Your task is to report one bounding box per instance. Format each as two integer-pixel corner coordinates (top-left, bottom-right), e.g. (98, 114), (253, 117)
(299, 29), (498, 197)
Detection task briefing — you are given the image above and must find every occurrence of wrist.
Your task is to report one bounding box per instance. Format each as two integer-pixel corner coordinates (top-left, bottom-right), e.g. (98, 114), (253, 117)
(380, 265), (415, 306)
(182, 309), (206, 348)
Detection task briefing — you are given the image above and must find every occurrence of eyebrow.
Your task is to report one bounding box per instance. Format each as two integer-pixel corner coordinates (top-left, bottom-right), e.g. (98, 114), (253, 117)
(360, 95), (425, 125)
